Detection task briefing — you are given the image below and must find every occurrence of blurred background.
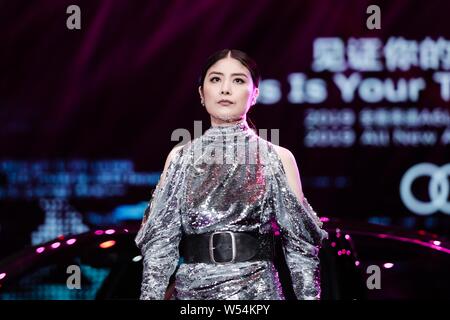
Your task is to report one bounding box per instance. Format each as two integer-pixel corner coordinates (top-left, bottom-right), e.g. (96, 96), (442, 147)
(0, 0), (449, 299)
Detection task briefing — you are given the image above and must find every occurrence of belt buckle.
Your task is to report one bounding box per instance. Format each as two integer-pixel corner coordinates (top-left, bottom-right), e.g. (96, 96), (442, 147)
(209, 231), (236, 264)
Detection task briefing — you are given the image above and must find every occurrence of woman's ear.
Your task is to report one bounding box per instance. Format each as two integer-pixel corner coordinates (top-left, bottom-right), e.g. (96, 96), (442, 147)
(252, 87), (259, 105)
(198, 86), (205, 105)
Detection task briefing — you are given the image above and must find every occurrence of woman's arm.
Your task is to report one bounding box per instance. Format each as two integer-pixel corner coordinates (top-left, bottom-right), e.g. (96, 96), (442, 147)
(271, 145), (327, 300)
(136, 145), (185, 300)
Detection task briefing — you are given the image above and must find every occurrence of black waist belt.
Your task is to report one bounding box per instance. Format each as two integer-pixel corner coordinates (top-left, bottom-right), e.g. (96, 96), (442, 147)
(180, 231), (275, 264)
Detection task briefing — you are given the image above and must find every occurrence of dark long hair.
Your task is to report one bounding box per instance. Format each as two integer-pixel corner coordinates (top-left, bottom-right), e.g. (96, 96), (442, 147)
(197, 49), (261, 131)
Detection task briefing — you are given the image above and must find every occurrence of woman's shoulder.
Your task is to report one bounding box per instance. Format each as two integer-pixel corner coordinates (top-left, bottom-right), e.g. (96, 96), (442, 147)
(253, 136), (294, 169)
(267, 144), (304, 201)
(269, 144), (296, 168)
(163, 144), (186, 168)
(271, 144), (292, 159)
(255, 135), (293, 157)
(169, 144), (185, 157)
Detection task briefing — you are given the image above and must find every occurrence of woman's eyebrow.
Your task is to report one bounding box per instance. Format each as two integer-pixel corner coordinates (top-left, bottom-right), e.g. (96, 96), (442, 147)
(208, 71), (248, 78)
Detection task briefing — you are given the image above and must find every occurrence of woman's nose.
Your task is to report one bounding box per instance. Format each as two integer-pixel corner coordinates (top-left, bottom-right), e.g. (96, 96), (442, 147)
(220, 80), (231, 95)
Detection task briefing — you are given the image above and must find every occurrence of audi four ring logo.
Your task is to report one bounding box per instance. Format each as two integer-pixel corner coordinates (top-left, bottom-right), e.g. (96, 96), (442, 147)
(400, 163), (450, 215)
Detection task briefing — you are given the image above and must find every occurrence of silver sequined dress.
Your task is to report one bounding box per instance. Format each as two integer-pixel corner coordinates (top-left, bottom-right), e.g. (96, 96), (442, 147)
(135, 119), (328, 300)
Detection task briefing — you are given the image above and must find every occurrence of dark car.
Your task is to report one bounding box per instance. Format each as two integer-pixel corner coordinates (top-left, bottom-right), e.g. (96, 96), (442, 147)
(0, 219), (449, 300)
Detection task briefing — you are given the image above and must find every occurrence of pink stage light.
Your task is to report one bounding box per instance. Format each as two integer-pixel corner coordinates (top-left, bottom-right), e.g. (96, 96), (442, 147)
(66, 239), (76, 245)
(51, 242), (61, 249)
(36, 247), (45, 254)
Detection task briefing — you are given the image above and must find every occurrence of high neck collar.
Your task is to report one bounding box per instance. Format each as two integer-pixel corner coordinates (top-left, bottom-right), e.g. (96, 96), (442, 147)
(205, 118), (252, 137)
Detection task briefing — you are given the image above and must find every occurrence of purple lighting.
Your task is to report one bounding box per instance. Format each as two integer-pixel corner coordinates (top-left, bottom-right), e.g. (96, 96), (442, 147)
(373, 233), (450, 254)
(383, 263), (394, 269)
(66, 238), (76, 245)
(51, 242), (61, 249)
(95, 230), (104, 235)
(105, 229), (115, 235)
(36, 247), (45, 254)
(270, 219), (280, 236)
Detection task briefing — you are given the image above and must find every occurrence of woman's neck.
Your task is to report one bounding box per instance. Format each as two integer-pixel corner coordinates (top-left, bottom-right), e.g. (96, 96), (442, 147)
(210, 116), (246, 127)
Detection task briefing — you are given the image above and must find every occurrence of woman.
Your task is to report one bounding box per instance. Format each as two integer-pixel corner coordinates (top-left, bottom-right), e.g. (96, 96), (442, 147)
(135, 49), (328, 300)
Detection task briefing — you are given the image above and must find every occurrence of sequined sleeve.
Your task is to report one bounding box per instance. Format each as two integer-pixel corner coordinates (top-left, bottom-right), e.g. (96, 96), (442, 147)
(134, 147), (186, 300)
(268, 148), (328, 300)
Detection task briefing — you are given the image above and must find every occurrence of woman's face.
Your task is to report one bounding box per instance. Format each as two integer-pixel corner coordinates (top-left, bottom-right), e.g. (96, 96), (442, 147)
(199, 55), (259, 126)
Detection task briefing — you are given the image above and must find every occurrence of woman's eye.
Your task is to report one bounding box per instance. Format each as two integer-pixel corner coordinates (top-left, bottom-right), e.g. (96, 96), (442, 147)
(209, 77), (245, 84)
